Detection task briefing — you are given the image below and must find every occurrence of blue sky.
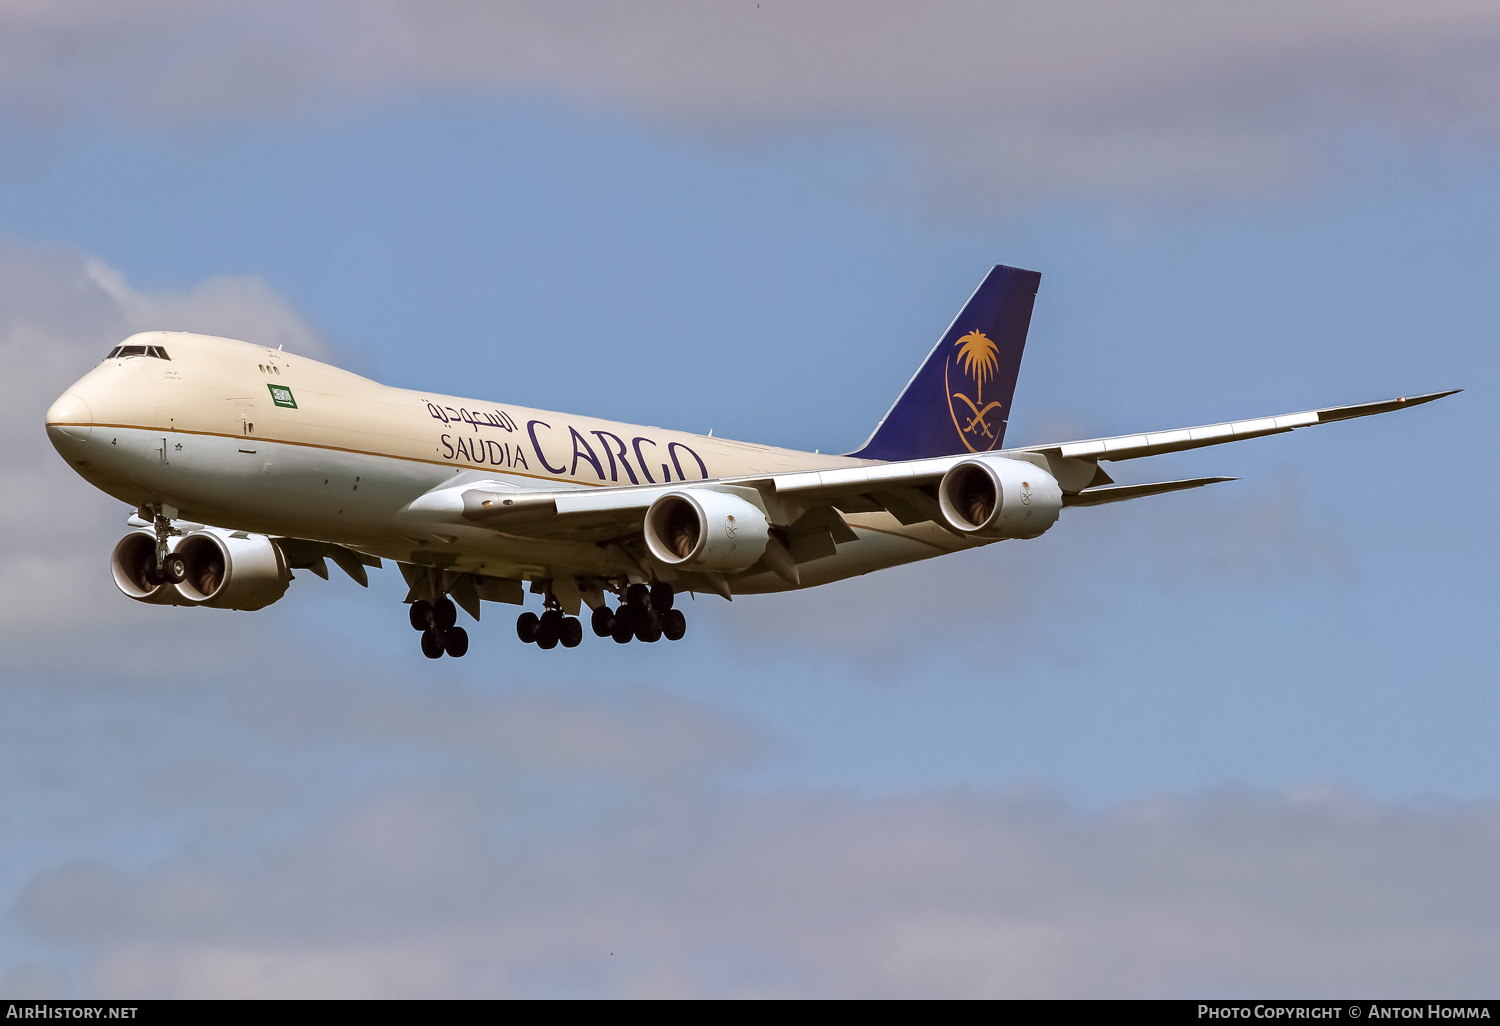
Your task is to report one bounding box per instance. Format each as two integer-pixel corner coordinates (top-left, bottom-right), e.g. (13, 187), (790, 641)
(1, 2), (1497, 998)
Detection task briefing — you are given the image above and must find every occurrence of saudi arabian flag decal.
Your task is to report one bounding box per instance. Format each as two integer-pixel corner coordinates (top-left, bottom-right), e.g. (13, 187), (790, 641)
(268, 383), (298, 409)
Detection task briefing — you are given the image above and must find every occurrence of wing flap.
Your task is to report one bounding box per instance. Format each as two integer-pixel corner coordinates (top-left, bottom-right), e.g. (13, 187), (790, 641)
(274, 537), (379, 586)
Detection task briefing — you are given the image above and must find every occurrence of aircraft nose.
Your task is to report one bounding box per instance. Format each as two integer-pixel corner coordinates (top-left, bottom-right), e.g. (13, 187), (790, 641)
(46, 391), (94, 448)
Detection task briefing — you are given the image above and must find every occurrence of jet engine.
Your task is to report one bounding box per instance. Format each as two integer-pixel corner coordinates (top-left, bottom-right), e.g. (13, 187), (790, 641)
(937, 455), (1063, 539)
(172, 529), (292, 610)
(644, 489), (770, 572)
(110, 530), (191, 605)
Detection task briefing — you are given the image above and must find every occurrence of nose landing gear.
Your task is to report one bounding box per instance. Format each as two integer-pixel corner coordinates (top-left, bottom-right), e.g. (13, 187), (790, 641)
(139, 506), (188, 586)
(143, 551), (187, 586)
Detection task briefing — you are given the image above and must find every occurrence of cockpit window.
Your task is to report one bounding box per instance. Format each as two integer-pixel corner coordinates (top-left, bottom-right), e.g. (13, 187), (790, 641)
(105, 345), (171, 361)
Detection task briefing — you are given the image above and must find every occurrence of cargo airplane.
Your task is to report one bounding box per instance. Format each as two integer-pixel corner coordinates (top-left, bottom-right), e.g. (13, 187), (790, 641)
(44, 265), (1455, 658)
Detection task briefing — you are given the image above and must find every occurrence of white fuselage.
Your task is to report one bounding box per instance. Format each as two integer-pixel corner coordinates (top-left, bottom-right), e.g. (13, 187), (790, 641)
(45, 332), (968, 595)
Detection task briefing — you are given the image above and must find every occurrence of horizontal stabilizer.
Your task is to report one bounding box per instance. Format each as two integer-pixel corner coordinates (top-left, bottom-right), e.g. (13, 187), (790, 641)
(1062, 476), (1236, 507)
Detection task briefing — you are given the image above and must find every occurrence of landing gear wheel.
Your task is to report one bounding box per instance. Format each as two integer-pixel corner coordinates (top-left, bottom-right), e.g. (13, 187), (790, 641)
(591, 606), (615, 638)
(161, 553), (187, 585)
(650, 582), (674, 613)
(636, 616), (662, 643)
(560, 617), (583, 649)
(611, 606), (635, 644)
(433, 597), (458, 630)
(420, 628), (445, 659)
(663, 608), (686, 641)
(143, 560), (166, 587)
(410, 599), (433, 630)
(516, 611), (540, 644)
(536, 610), (562, 650)
(625, 583), (651, 609)
(443, 626), (469, 658)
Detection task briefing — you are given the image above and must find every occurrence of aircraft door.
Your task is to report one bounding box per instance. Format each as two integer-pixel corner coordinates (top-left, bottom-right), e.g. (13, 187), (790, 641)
(231, 400), (257, 438)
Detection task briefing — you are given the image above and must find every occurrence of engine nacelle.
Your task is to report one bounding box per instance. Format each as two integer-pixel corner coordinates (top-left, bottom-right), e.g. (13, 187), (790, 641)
(172, 529), (292, 610)
(937, 456), (1062, 540)
(644, 489), (771, 572)
(110, 530), (192, 605)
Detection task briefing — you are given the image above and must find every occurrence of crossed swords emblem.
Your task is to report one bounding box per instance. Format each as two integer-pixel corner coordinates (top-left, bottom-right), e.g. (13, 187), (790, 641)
(951, 392), (1004, 439)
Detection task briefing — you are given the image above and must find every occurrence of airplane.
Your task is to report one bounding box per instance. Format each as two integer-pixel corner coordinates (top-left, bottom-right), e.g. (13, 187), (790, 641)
(44, 265), (1456, 658)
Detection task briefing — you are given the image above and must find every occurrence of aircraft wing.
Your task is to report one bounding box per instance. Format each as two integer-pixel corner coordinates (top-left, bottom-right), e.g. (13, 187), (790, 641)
(1010, 389), (1460, 464)
(751, 388), (1459, 515)
(438, 389), (1458, 539)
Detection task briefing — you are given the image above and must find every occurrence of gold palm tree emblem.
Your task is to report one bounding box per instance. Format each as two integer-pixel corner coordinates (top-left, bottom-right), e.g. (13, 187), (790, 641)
(950, 330), (1004, 439)
(955, 330), (1000, 405)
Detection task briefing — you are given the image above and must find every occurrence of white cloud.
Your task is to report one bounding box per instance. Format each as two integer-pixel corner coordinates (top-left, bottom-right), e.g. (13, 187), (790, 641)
(12, 775), (1500, 997)
(4, 2), (1500, 198)
(79, 259), (329, 360)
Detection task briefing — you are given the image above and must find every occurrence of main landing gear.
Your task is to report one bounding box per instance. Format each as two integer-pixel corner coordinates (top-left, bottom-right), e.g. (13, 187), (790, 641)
(515, 607), (584, 649)
(592, 582), (686, 645)
(410, 579), (689, 657)
(409, 597), (469, 659)
(514, 581), (687, 649)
